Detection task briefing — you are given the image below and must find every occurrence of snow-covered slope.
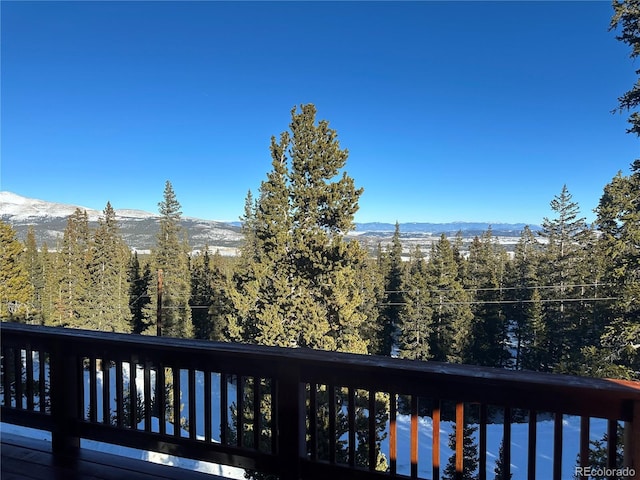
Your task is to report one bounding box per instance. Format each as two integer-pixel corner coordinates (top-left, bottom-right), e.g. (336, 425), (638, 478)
(0, 192), (243, 252)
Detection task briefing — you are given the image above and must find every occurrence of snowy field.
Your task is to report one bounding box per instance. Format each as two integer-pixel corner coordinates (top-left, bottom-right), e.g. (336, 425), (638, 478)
(1, 358), (611, 480)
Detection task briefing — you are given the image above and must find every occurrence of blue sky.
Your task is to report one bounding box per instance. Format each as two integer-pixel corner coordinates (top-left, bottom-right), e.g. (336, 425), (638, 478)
(1, 1), (637, 225)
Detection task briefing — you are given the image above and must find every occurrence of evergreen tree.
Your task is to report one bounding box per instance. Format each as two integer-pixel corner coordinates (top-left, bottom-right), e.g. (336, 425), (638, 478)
(87, 202), (131, 332)
(22, 226), (44, 323)
(538, 186), (590, 372)
(428, 235), (473, 363)
(54, 208), (91, 328)
(190, 249), (215, 340)
(493, 438), (513, 480)
(610, 0), (640, 136)
(40, 242), (61, 325)
(378, 222), (404, 356)
(0, 221), (35, 322)
(227, 104), (369, 353)
(208, 250), (232, 341)
(505, 226), (542, 370)
(128, 252), (152, 334)
(464, 229), (510, 367)
(593, 163), (640, 378)
(443, 423), (479, 480)
(399, 245), (433, 360)
(144, 181), (193, 338)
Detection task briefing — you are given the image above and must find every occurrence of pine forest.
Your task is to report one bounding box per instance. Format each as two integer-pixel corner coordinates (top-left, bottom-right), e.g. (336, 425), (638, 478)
(2, 1), (640, 384)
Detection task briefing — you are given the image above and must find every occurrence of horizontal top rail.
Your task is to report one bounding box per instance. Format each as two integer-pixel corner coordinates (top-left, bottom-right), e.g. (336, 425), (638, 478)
(2, 322), (639, 420)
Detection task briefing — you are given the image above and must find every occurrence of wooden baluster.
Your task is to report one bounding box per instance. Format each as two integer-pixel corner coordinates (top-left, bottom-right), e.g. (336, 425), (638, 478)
(220, 372), (228, 445)
(348, 386), (356, 467)
(503, 406), (512, 480)
(173, 367), (181, 437)
(528, 410), (537, 480)
(189, 368), (196, 441)
(25, 347), (34, 411)
(479, 404), (487, 480)
(579, 416), (590, 479)
(308, 383), (318, 461)
(89, 357), (97, 422)
(390, 391), (397, 476)
(115, 360), (124, 428)
(368, 390), (376, 471)
(102, 358), (110, 425)
(144, 361), (151, 432)
(553, 413), (563, 480)
(411, 395), (419, 479)
(237, 375), (244, 447)
(157, 365), (166, 436)
(432, 399), (440, 480)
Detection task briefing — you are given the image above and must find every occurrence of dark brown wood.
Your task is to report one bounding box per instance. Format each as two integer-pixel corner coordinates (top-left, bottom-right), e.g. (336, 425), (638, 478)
(204, 370), (212, 443)
(607, 418), (617, 475)
(479, 403), (487, 480)
(432, 399), (440, 480)
(89, 356), (97, 423)
(115, 360), (124, 428)
(390, 391), (397, 476)
(25, 347), (34, 411)
(553, 413), (563, 480)
(3, 322), (640, 480)
(237, 375), (244, 447)
(220, 372), (228, 445)
(528, 410), (537, 480)
(102, 357), (110, 425)
(579, 416), (590, 479)
(1, 432), (228, 480)
(329, 383), (336, 464)
(309, 382), (318, 461)
(38, 350), (46, 413)
(173, 367), (181, 437)
(503, 406), (511, 480)
(253, 376), (260, 450)
(50, 340), (80, 457)
(129, 357), (137, 430)
(348, 386), (356, 467)
(189, 368), (196, 441)
(368, 389), (376, 470)
(144, 361), (152, 432)
(157, 365), (166, 436)
(14, 348), (22, 409)
(2, 347), (11, 408)
(411, 394), (418, 479)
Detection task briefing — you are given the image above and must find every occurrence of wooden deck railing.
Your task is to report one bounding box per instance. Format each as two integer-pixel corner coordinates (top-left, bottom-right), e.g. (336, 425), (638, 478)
(1, 322), (639, 480)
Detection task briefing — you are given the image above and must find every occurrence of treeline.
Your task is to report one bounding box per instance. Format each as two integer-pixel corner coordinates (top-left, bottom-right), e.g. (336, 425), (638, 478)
(1, 104), (638, 380)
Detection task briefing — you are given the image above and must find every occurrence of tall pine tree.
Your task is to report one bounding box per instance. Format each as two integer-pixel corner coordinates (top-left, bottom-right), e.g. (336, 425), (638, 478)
(0, 221), (35, 322)
(227, 104), (369, 353)
(144, 181), (193, 338)
(87, 202), (131, 332)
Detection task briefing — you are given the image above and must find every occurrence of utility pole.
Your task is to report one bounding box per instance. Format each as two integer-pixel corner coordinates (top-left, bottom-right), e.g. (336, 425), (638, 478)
(157, 269), (163, 337)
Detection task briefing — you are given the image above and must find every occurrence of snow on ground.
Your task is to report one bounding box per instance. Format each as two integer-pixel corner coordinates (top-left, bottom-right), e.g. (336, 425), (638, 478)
(1, 355), (611, 480)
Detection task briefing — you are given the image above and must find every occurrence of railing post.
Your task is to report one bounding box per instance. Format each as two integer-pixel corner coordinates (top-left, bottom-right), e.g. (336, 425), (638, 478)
(50, 340), (80, 461)
(276, 364), (305, 480)
(624, 400), (640, 480)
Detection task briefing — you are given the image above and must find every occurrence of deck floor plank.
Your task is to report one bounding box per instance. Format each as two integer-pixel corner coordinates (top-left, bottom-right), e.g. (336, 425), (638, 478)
(1, 433), (229, 480)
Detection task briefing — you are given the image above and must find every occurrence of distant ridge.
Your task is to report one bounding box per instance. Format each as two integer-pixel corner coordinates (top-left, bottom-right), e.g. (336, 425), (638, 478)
(353, 221), (541, 234)
(1, 192), (540, 253)
(0, 192), (243, 253)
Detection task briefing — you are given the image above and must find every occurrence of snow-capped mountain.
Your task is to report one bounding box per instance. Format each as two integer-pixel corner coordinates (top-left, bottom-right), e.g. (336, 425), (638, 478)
(1, 192), (538, 255)
(0, 192), (243, 253)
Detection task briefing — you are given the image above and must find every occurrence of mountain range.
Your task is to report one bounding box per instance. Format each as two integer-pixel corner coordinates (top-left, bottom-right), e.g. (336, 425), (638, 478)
(0, 192), (540, 254)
